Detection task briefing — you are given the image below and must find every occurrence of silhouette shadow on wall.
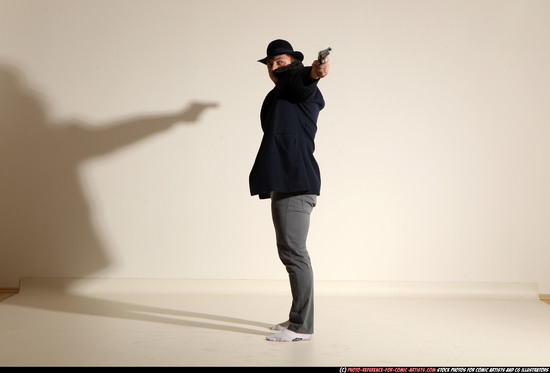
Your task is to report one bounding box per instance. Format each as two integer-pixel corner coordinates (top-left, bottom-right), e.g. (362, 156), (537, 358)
(0, 63), (218, 288)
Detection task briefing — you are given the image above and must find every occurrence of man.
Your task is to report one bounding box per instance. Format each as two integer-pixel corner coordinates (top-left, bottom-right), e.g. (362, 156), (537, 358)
(249, 39), (330, 342)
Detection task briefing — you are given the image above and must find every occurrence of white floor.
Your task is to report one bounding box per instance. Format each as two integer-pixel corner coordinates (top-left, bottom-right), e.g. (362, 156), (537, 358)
(1, 278), (550, 367)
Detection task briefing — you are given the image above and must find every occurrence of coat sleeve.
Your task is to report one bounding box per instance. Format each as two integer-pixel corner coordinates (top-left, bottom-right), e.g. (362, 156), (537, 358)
(277, 67), (320, 103)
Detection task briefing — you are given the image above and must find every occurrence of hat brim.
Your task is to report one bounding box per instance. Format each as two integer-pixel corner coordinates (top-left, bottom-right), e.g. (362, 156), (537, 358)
(258, 51), (304, 64)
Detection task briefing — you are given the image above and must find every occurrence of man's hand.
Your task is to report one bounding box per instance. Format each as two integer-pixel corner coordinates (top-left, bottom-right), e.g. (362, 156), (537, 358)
(311, 58), (330, 80)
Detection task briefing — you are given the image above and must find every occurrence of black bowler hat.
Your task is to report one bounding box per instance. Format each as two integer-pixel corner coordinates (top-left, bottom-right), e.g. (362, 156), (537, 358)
(258, 39), (304, 64)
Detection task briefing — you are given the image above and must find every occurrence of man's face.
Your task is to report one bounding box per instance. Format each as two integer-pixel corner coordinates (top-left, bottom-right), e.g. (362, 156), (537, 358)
(266, 54), (293, 84)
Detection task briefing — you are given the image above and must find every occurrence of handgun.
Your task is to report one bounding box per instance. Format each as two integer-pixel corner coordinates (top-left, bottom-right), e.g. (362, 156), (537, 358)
(318, 47), (332, 63)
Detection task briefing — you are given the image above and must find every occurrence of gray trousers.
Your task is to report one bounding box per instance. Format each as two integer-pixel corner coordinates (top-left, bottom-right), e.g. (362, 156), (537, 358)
(270, 192), (317, 334)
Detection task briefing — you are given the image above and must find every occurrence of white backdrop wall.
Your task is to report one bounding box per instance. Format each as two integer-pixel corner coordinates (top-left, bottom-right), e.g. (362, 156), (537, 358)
(1, 0), (549, 292)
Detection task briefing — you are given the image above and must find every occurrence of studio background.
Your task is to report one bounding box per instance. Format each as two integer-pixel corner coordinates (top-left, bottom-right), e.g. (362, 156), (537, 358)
(1, 0), (549, 293)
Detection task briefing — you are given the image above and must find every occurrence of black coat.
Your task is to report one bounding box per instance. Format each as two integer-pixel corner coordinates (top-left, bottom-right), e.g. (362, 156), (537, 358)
(249, 62), (325, 199)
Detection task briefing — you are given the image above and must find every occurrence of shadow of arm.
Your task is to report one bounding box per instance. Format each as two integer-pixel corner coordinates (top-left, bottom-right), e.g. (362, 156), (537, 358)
(70, 101), (218, 158)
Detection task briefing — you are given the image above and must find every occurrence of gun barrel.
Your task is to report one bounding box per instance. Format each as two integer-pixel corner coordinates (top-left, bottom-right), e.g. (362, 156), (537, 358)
(318, 47), (332, 61)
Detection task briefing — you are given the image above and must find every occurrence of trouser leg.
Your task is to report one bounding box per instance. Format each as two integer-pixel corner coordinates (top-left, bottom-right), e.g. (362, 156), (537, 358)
(270, 192), (317, 334)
